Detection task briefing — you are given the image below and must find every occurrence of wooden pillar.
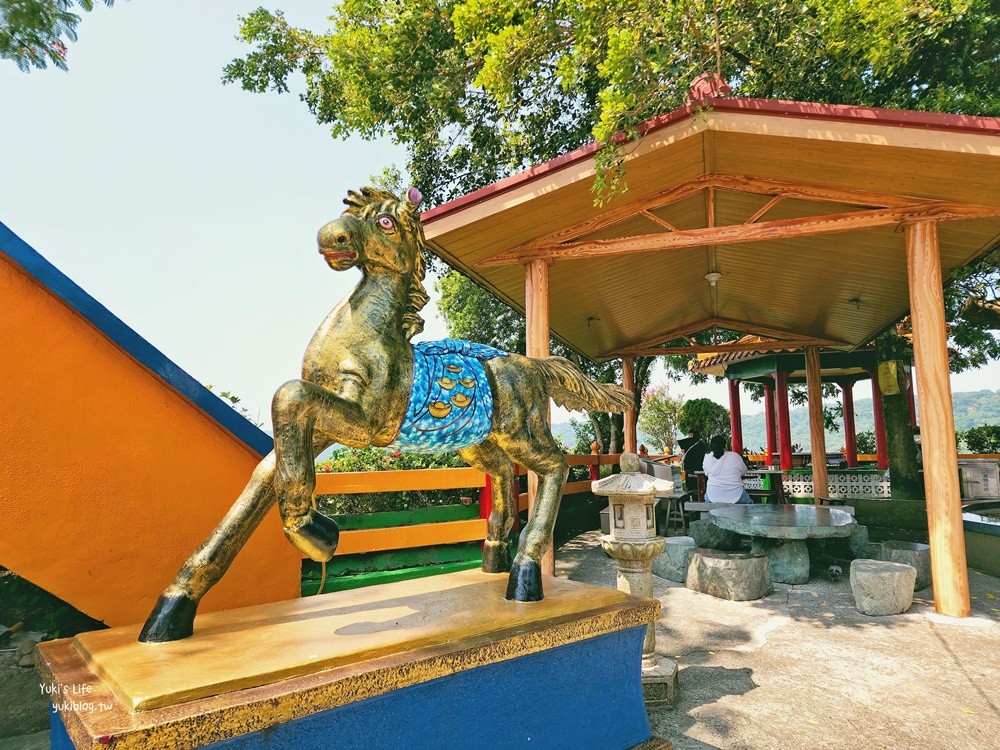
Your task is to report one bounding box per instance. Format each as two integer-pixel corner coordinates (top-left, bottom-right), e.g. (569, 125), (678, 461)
(775, 370), (793, 471)
(524, 259), (554, 575)
(841, 381), (858, 468)
(622, 356), (637, 454)
(805, 347), (828, 503)
(763, 381), (777, 467)
(905, 219), (970, 618)
(870, 369), (890, 470)
(728, 378), (743, 454)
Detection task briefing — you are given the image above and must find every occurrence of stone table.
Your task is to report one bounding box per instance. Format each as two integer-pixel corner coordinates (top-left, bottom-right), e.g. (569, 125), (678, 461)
(708, 505), (857, 584)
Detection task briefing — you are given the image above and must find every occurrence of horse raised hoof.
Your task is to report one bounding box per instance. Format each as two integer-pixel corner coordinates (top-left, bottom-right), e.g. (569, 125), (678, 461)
(283, 508), (340, 561)
(481, 540), (511, 573)
(505, 560), (543, 602)
(138, 593), (198, 643)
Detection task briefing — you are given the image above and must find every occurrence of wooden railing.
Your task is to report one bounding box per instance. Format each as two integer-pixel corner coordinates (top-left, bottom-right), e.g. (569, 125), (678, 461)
(313, 454), (625, 556)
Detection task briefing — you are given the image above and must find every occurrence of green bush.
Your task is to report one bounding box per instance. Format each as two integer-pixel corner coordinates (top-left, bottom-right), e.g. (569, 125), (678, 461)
(315, 447), (471, 514)
(856, 430), (877, 454)
(679, 398), (730, 443)
(962, 425), (1000, 453)
(313, 445), (599, 515)
(0, 568), (105, 639)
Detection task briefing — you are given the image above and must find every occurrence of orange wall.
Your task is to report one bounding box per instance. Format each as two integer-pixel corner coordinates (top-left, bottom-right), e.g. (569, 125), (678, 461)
(0, 255), (300, 627)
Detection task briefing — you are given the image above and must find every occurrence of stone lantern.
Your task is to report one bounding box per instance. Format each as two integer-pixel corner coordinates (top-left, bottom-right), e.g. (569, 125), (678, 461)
(592, 453), (677, 703)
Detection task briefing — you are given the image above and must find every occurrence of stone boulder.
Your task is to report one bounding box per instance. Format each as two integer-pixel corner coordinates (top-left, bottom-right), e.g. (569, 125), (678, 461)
(882, 540), (932, 591)
(652, 536), (696, 583)
(685, 550), (773, 601)
(688, 519), (743, 552)
(850, 559), (916, 616)
(751, 537), (810, 584)
(847, 525), (870, 558)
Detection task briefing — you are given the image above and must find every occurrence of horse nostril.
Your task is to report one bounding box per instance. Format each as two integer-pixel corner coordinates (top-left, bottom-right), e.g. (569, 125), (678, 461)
(336, 233), (349, 245)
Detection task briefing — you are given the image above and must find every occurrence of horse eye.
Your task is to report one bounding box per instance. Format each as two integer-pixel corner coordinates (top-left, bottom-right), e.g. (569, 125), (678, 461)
(378, 216), (395, 231)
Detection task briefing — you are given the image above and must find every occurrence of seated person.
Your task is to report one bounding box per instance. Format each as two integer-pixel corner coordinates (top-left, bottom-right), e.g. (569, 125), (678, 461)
(679, 430), (707, 493)
(703, 435), (752, 504)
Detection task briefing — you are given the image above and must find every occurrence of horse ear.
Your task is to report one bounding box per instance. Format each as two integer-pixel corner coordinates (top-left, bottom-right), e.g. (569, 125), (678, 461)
(343, 189), (366, 209)
(405, 187), (423, 207)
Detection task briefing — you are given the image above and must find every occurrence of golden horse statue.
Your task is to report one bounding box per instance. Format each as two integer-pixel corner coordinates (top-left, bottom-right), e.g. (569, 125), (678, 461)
(139, 187), (632, 642)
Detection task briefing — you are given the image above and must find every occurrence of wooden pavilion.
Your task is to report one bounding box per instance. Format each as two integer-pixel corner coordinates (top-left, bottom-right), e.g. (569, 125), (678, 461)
(421, 97), (1000, 618)
(690, 343), (906, 470)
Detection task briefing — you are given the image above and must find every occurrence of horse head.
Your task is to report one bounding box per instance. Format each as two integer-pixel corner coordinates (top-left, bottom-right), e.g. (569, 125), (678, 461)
(317, 186), (429, 340)
(317, 186), (426, 277)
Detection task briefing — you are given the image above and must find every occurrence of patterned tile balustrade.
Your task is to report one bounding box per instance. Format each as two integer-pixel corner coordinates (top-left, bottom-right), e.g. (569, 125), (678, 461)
(778, 472), (892, 500)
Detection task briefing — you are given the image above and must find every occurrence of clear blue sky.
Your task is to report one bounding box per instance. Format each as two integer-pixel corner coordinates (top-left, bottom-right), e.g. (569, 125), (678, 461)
(2, 1), (996, 433)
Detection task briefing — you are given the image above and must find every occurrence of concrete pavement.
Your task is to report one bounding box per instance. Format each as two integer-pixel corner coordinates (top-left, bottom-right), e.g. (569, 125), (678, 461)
(558, 530), (1000, 750)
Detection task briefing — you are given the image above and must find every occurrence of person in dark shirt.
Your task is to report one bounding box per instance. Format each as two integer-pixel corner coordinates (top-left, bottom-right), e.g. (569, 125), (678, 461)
(679, 430), (707, 493)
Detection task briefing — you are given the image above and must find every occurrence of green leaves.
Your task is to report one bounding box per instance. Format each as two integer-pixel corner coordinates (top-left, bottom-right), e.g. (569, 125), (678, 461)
(221, 9), (311, 95)
(962, 424), (1000, 453)
(637, 385), (685, 453)
(1, 0), (117, 71)
(679, 397), (731, 443)
(222, 0), (1000, 378)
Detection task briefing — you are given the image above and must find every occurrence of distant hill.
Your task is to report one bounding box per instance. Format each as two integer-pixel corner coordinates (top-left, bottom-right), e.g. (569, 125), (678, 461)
(741, 388), (1000, 452)
(551, 422), (579, 450)
(552, 389), (1000, 453)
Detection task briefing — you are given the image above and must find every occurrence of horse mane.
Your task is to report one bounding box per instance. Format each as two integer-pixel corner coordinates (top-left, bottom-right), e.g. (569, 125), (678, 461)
(343, 187), (429, 340)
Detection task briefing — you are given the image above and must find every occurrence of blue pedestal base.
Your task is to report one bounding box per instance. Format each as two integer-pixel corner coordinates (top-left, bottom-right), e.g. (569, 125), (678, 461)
(51, 627), (651, 750)
(41, 571), (661, 750)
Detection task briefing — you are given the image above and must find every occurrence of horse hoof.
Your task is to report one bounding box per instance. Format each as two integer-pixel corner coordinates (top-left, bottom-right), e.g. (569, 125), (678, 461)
(284, 508), (340, 561)
(505, 560), (543, 602)
(482, 541), (511, 573)
(138, 594), (198, 643)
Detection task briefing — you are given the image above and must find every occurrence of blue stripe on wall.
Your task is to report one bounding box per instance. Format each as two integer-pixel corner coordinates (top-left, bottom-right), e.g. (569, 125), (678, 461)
(0, 220), (274, 457)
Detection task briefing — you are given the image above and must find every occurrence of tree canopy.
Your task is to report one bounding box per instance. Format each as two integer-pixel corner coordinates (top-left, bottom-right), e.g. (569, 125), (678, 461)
(223, 0), (1000, 378)
(225, 1), (1000, 201)
(1, 0), (116, 71)
(679, 398), (731, 444)
(637, 385), (685, 453)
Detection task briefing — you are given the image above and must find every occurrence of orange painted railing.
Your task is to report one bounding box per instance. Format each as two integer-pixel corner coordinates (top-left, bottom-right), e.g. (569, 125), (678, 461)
(314, 455), (624, 556)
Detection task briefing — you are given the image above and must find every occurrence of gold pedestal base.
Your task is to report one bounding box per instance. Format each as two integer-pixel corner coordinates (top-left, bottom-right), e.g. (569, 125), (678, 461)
(38, 570), (659, 750)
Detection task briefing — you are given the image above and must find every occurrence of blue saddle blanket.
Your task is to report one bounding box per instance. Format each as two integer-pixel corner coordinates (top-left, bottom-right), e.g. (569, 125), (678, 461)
(388, 339), (508, 453)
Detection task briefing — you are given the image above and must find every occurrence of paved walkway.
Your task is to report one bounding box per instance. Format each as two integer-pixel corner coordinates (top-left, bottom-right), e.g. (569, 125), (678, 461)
(559, 531), (1000, 750)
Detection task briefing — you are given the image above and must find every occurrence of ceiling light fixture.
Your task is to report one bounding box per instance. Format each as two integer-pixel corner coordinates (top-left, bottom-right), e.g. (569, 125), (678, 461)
(705, 272), (722, 287)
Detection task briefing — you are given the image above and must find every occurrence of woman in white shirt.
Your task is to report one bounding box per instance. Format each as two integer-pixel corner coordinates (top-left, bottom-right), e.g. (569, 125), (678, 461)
(702, 435), (752, 504)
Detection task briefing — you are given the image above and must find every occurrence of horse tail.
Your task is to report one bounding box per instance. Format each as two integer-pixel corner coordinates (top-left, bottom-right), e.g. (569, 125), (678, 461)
(534, 356), (634, 413)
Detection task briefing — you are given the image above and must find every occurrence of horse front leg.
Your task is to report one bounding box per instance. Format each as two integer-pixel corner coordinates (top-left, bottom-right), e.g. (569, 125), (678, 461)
(271, 379), (366, 560)
(140, 379), (347, 643)
(139, 452), (281, 642)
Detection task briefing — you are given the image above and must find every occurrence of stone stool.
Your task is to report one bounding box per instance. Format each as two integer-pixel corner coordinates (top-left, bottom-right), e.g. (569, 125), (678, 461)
(685, 550), (773, 601)
(850, 559), (917, 616)
(653, 536), (696, 582)
(688, 518), (742, 551)
(882, 541), (932, 591)
(847, 524), (870, 558)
